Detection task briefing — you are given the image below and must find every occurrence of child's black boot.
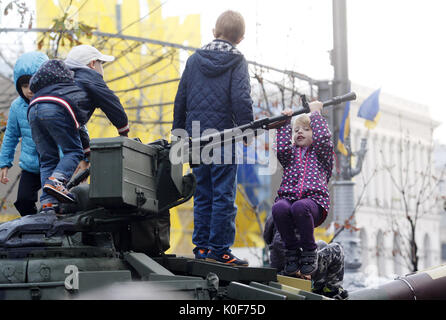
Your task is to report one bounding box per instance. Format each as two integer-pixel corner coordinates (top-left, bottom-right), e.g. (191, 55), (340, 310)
(299, 248), (318, 276)
(313, 286), (349, 300)
(283, 248), (301, 276)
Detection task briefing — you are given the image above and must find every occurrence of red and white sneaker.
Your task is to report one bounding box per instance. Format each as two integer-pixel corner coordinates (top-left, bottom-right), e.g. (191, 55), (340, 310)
(206, 250), (249, 266)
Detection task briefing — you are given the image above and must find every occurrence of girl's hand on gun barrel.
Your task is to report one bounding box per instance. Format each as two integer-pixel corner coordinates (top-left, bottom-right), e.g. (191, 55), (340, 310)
(282, 101), (322, 116)
(281, 108), (293, 117)
(309, 101), (323, 114)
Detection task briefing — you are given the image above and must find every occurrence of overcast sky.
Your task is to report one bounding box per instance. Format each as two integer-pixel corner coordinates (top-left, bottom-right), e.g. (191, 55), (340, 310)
(1, 0), (445, 143)
(162, 0), (446, 144)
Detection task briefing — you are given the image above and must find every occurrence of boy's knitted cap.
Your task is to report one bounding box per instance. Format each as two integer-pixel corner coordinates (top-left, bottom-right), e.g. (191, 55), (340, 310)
(29, 59), (74, 94)
(66, 45), (114, 65)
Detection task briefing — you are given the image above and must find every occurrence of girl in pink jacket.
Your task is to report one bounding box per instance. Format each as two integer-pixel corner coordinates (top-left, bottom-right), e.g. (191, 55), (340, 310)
(272, 101), (334, 277)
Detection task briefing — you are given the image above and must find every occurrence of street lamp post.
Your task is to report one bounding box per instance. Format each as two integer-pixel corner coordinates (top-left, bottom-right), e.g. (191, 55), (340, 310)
(331, 0), (367, 277)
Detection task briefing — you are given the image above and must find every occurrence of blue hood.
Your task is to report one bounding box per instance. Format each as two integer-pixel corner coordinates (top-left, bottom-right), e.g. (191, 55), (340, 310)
(195, 49), (243, 78)
(13, 51), (49, 103)
(172, 47), (253, 135)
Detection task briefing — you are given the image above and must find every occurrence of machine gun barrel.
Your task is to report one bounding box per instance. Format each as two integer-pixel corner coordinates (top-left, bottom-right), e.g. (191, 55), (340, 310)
(184, 92), (356, 157)
(322, 91), (356, 107)
(262, 91), (356, 127)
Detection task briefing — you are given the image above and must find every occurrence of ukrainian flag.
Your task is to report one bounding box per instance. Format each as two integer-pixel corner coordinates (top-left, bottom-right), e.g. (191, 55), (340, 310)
(337, 101), (350, 156)
(358, 89), (381, 129)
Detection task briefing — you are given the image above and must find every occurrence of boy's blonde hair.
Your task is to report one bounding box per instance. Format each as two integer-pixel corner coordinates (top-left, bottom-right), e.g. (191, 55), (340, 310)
(292, 114), (311, 144)
(214, 10), (245, 44)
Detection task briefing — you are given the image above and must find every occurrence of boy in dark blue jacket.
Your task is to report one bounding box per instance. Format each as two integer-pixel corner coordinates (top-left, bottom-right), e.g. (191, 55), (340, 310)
(29, 46), (129, 213)
(172, 10), (254, 266)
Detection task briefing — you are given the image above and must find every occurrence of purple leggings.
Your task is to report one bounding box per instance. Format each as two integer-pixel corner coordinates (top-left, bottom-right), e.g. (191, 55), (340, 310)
(271, 198), (323, 251)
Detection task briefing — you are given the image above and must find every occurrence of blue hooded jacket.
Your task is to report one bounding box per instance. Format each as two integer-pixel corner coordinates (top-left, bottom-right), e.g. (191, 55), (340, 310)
(0, 51), (49, 173)
(172, 40), (253, 136)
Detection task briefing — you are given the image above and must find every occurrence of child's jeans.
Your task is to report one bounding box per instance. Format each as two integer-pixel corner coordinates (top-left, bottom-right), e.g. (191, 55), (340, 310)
(272, 198), (323, 251)
(28, 102), (83, 205)
(192, 163), (238, 255)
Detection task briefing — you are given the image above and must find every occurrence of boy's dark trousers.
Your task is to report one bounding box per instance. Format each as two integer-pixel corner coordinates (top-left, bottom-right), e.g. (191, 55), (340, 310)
(192, 163), (238, 255)
(14, 170), (41, 216)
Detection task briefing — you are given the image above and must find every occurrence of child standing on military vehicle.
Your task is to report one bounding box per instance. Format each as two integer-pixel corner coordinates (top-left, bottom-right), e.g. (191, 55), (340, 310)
(0, 51), (49, 216)
(172, 10), (253, 266)
(28, 45), (129, 214)
(272, 101), (334, 276)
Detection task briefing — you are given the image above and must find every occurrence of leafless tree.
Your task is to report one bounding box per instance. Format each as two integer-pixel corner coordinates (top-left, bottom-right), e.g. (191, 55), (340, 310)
(330, 166), (377, 242)
(1, 0), (33, 28)
(35, 0), (94, 58)
(380, 123), (445, 272)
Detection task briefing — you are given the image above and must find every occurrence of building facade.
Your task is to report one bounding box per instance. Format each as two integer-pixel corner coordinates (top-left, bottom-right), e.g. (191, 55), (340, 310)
(348, 84), (442, 277)
(248, 81), (444, 275)
(433, 144), (446, 263)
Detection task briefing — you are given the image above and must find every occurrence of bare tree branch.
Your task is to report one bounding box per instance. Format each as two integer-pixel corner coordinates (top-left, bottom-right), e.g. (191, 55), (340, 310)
(330, 168), (377, 242)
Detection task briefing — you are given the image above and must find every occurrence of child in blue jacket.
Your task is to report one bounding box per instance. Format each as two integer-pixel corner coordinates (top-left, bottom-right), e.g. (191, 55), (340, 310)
(0, 51), (48, 216)
(28, 45), (129, 213)
(172, 10), (253, 266)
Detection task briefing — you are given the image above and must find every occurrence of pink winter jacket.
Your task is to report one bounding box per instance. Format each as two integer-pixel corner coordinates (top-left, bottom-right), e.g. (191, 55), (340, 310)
(274, 111), (334, 226)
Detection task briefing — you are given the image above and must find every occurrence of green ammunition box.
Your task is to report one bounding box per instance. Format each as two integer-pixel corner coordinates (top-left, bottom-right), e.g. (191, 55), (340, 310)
(89, 137), (159, 213)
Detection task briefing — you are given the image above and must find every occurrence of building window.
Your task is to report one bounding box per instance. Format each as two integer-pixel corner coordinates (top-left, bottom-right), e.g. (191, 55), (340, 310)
(360, 229), (368, 272)
(393, 233), (403, 276)
(441, 243), (446, 262)
(423, 234), (432, 270)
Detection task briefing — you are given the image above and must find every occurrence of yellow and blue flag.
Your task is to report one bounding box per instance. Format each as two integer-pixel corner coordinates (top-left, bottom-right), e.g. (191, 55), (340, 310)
(358, 88), (381, 129)
(337, 101), (350, 156)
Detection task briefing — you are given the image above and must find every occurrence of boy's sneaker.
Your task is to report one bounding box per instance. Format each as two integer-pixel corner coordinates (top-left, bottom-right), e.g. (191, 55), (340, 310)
(39, 203), (71, 216)
(43, 177), (76, 203)
(283, 248), (301, 276)
(299, 249), (318, 276)
(39, 202), (59, 215)
(206, 250), (249, 266)
(193, 247), (209, 260)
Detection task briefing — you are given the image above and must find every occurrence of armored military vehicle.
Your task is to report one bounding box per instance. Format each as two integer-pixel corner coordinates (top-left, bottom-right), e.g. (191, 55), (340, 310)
(0, 93), (361, 300)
